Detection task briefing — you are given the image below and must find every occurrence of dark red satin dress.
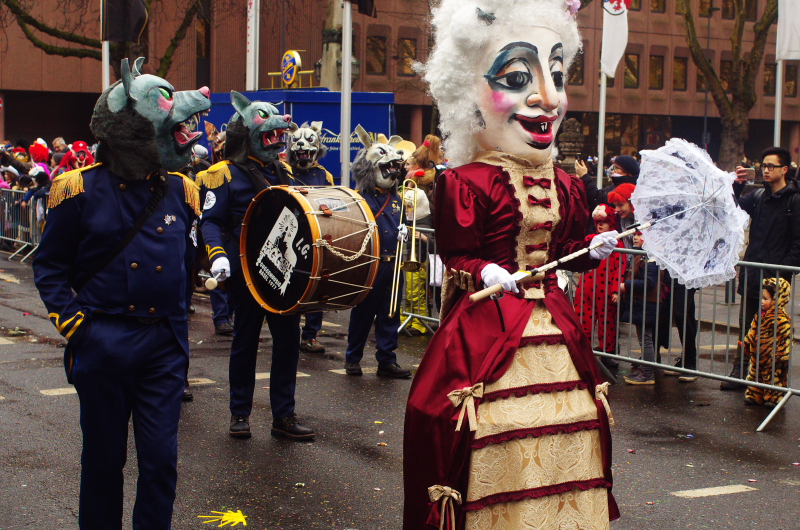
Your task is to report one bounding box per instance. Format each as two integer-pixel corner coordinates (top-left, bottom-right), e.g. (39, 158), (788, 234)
(403, 153), (619, 529)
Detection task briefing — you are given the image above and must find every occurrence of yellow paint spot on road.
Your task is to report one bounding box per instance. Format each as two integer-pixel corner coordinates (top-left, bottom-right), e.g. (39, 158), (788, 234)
(0, 337), (14, 345)
(0, 273), (20, 284)
(321, 320), (341, 327)
(255, 372), (309, 380)
(329, 367), (378, 375)
(188, 378), (215, 385)
(198, 509), (248, 526)
(671, 485), (757, 498)
(40, 387), (77, 396)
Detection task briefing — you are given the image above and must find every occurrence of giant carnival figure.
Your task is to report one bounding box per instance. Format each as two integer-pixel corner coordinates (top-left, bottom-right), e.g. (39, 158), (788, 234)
(284, 121), (334, 354)
(343, 125), (412, 379)
(198, 91), (315, 441)
(403, 1), (621, 528)
(33, 58), (209, 528)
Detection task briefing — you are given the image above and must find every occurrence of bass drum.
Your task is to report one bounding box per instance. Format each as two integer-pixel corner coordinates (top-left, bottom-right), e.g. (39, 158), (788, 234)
(241, 186), (380, 314)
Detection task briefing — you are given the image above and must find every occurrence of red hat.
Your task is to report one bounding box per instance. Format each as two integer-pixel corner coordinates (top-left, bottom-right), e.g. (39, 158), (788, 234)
(608, 183), (636, 204)
(29, 142), (49, 163)
(72, 141), (89, 154)
(592, 204), (618, 231)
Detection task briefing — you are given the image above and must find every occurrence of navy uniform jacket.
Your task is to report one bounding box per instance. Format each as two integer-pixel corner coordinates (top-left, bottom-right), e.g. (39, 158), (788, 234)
(361, 188), (401, 257)
(33, 163), (201, 352)
(198, 158), (293, 273)
(283, 162), (334, 187)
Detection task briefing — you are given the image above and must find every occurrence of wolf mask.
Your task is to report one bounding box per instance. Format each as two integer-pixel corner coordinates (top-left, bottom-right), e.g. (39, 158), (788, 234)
(286, 121), (327, 171)
(351, 124), (404, 194)
(224, 91), (292, 165)
(90, 57), (211, 180)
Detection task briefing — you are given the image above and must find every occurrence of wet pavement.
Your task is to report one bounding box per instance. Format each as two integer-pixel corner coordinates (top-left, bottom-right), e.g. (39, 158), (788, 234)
(0, 256), (799, 529)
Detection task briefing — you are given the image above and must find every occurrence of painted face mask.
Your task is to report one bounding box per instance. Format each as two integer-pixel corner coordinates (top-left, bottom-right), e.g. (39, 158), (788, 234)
(351, 124), (405, 192)
(475, 27), (567, 166)
(91, 57), (211, 179)
(287, 121), (327, 171)
(225, 91), (292, 165)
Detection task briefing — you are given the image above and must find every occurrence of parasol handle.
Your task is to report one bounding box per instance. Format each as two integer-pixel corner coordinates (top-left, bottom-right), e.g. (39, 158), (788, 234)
(468, 223), (653, 303)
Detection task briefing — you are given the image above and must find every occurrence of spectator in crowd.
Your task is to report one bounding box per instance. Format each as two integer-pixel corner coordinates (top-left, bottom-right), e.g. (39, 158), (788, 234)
(661, 270), (700, 383)
(0, 165), (19, 188)
(407, 134), (444, 211)
(20, 166), (50, 209)
(51, 137), (67, 169)
(401, 184), (433, 336)
(723, 146), (800, 390)
(56, 140), (94, 173)
(608, 182), (637, 249)
(743, 277), (793, 406)
(577, 154), (639, 211)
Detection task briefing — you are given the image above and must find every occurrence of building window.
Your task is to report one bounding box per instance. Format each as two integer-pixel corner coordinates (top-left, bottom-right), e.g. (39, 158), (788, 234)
(366, 36), (387, 75)
(629, 0), (641, 10)
(745, 0), (757, 20)
(673, 57), (688, 90)
(568, 53), (584, 85)
(786, 64), (798, 97)
(722, 0), (735, 18)
(697, 70), (707, 92)
(600, 71), (615, 88)
(397, 38), (417, 76)
(720, 60), (733, 92)
(764, 63), (776, 95)
(699, 0), (712, 16)
(624, 53), (640, 88)
(649, 55), (664, 89)
(651, 0), (666, 12)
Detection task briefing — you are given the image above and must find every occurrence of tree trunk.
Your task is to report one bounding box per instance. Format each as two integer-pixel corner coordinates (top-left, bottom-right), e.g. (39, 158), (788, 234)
(717, 111), (750, 171)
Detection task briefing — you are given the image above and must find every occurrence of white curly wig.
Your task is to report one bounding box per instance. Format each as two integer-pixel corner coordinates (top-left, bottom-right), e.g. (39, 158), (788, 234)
(421, 0), (581, 167)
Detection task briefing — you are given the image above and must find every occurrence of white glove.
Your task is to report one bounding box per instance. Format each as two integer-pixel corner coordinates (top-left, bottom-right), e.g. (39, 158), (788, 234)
(589, 230), (620, 260)
(481, 263), (519, 294)
(210, 256), (231, 281)
(397, 223), (409, 242)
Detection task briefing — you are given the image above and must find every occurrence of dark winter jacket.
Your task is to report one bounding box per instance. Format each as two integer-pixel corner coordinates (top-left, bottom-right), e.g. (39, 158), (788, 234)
(620, 254), (662, 328)
(734, 178), (800, 299)
(581, 173), (638, 211)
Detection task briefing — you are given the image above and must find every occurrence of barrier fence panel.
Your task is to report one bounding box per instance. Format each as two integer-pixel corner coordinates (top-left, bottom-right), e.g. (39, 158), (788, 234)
(0, 188), (43, 262)
(398, 235), (799, 432)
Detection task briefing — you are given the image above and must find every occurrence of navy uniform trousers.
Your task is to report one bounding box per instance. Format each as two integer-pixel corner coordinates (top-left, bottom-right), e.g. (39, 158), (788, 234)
(345, 261), (400, 365)
(302, 312), (323, 341)
(72, 315), (186, 529)
(227, 270), (301, 419)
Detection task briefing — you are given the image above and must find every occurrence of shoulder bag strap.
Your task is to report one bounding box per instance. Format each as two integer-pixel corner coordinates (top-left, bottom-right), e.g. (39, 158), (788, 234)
(232, 161), (269, 193)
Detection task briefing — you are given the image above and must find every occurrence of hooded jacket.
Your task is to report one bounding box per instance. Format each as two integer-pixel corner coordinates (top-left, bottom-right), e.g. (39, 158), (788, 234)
(581, 173), (638, 211)
(734, 178), (800, 299)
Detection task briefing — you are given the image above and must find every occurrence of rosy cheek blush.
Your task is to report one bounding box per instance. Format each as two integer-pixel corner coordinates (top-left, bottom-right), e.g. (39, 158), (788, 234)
(254, 116), (265, 126)
(490, 91), (517, 114)
(158, 97), (172, 112)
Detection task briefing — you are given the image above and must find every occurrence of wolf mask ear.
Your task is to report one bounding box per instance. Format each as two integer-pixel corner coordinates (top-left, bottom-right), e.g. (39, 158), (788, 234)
(355, 125), (372, 148)
(289, 122), (299, 133)
(132, 57), (145, 77)
(120, 58), (137, 102)
(230, 90), (252, 116)
(310, 121), (323, 132)
(387, 135), (403, 148)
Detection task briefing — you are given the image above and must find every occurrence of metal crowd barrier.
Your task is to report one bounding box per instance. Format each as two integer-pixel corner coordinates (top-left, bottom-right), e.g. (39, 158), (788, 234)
(0, 188), (44, 262)
(398, 240), (799, 432)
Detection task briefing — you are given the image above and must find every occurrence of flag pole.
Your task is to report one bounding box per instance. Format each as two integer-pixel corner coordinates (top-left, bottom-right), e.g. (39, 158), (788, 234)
(100, 0), (110, 90)
(245, 0), (260, 91)
(774, 60), (784, 145)
(341, 0), (353, 188)
(597, 71), (608, 187)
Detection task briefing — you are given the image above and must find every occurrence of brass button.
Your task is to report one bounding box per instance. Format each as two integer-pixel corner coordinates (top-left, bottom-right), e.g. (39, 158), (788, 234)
(130, 262), (139, 270)
(155, 266), (163, 273)
(128, 305), (135, 312)
(149, 307), (156, 314)
(156, 227), (164, 234)
(119, 183), (127, 191)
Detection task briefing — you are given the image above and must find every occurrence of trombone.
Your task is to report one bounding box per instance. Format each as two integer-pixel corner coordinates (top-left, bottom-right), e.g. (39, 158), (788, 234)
(389, 179), (422, 317)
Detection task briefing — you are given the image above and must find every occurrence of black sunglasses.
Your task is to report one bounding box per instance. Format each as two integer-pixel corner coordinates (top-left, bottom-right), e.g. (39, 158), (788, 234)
(762, 163), (787, 171)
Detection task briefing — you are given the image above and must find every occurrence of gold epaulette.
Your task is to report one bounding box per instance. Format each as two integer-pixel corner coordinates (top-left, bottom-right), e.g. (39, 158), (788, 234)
(281, 160), (294, 175)
(197, 160), (232, 189)
(48, 163), (101, 209)
(169, 172), (202, 217)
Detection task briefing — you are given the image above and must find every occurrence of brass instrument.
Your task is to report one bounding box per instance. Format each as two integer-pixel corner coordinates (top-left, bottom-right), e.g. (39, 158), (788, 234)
(389, 179), (421, 317)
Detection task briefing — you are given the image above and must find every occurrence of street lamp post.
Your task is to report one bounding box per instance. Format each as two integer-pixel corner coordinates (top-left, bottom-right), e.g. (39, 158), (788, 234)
(702, 1), (720, 151)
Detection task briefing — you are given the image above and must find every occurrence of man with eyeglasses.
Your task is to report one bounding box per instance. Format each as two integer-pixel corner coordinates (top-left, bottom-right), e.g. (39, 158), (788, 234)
(721, 147), (800, 390)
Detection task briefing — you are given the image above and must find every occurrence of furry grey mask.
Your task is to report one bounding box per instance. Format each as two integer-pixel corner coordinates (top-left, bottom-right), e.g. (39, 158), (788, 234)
(287, 121), (327, 171)
(351, 124), (404, 194)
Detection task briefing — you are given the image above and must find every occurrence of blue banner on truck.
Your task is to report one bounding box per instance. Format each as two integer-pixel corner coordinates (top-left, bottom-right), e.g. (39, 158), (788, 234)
(201, 88), (395, 186)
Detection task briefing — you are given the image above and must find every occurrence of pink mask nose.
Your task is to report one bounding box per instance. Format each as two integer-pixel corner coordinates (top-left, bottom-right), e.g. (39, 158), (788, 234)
(198, 86), (210, 98)
(283, 115), (292, 123)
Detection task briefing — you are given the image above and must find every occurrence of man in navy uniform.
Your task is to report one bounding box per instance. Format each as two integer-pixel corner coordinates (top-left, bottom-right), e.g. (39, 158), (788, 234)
(284, 120), (334, 354)
(199, 91), (315, 441)
(33, 58), (209, 529)
(344, 126), (412, 378)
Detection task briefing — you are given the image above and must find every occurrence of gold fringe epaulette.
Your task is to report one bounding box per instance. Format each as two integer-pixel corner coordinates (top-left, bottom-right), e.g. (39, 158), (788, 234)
(48, 163), (101, 209)
(197, 161), (232, 190)
(169, 172), (202, 217)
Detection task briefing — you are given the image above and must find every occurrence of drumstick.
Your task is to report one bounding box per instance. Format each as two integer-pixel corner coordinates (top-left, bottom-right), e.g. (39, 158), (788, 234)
(205, 273), (222, 291)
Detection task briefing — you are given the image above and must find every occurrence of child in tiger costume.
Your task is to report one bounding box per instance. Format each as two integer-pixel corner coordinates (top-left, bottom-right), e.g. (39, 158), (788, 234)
(743, 277), (793, 406)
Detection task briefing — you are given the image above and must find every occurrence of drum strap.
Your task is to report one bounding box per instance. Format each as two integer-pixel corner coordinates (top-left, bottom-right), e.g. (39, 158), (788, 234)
(232, 162), (269, 193)
(374, 192), (392, 219)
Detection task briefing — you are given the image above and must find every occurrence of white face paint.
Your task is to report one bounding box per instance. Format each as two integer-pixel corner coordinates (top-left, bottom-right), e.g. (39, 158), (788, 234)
(475, 27), (567, 166)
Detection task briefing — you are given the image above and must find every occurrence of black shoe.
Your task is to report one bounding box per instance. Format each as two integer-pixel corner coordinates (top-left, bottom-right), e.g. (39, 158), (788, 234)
(271, 414), (315, 441)
(720, 365), (745, 390)
(182, 389), (194, 402)
(377, 362), (412, 379)
(215, 321), (234, 336)
(229, 415), (251, 439)
(300, 338), (325, 353)
(344, 362), (363, 376)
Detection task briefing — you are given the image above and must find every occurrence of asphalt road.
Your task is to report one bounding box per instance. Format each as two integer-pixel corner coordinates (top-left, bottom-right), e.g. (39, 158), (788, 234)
(1, 256), (799, 530)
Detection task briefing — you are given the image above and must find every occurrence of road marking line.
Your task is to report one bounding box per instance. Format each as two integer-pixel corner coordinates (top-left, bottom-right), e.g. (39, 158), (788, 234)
(671, 485), (757, 498)
(188, 378), (216, 385)
(329, 367), (378, 375)
(40, 387), (77, 396)
(321, 321), (341, 328)
(0, 337), (14, 345)
(255, 372), (310, 380)
(0, 395), (5, 400)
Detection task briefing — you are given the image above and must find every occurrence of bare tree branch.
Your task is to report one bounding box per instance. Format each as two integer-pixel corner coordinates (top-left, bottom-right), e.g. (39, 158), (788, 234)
(0, 0), (101, 48)
(15, 17), (100, 59)
(155, 0), (200, 77)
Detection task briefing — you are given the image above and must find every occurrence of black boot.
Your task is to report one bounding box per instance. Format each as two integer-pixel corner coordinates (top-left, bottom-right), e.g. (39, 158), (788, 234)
(271, 414), (315, 441)
(377, 362), (412, 379)
(720, 364), (745, 390)
(229, 415), (251, 439)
